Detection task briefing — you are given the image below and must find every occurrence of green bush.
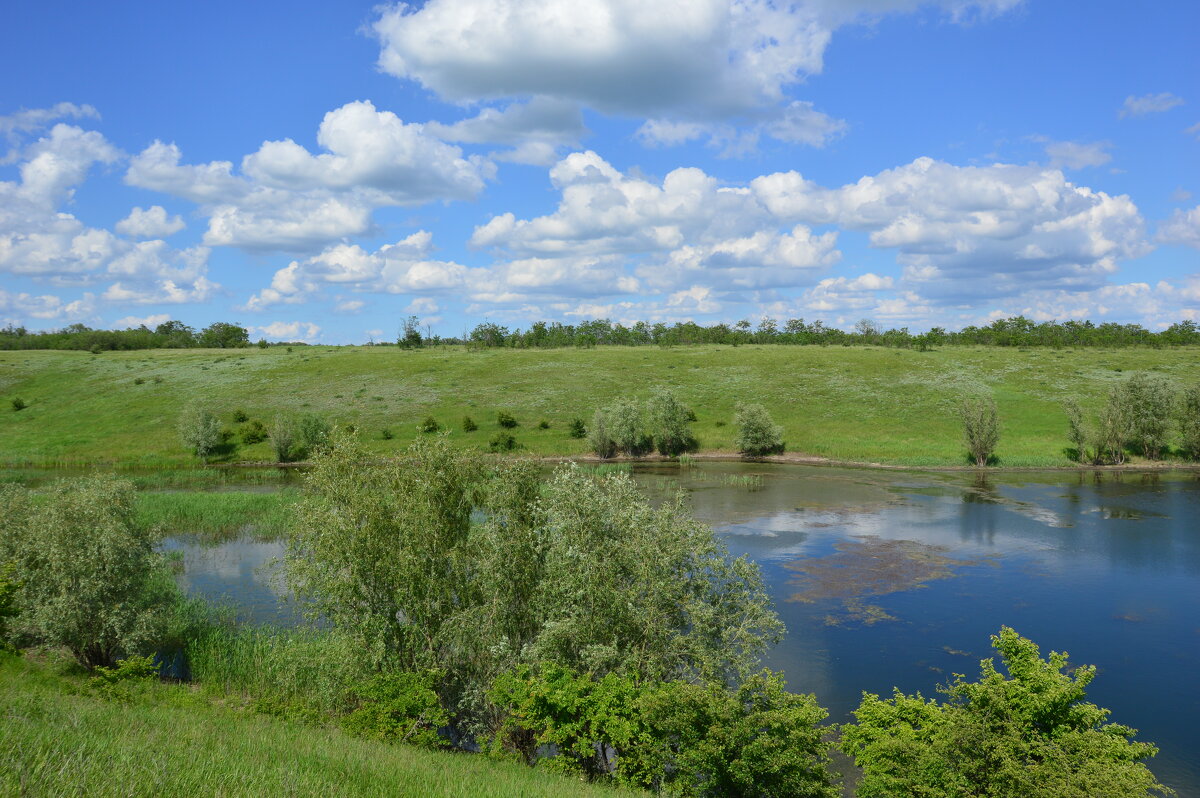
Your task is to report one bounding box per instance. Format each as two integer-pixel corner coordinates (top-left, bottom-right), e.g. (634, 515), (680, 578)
(497, 410), (518, 429)
(419, 416), (441, 434)
(489, 431), (517, 452)
(381, 428), (394, 440)
(296, 414), (332, 458)
(733, 403), (784, 457)
(1180, 384), (1200, 460)
(4, 477), (178, 669)
(536, 419), (550, 430)
(568, 418), (586, 439)
(646, 387), (696, 456)
(1119, 373), (1176, 459)
(342, 672), (449, 749)
(462, 415), (478, 432)
(232, 409), (250, 423)
(241, 420), (268, 445)
(841, 628), (1169, 798)
(10, 397), (26, 412)
(0, 562), (19, 646)
(960, 395), (1000, 466)
(269, 415), (297, 463)
(133, 377), (145, 385)
(587, 408), (617, 458)
(178, 403), (222, 462)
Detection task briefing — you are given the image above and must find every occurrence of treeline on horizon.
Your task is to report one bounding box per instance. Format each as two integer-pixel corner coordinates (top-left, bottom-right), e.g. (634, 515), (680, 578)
(4, 315), (1200, 352)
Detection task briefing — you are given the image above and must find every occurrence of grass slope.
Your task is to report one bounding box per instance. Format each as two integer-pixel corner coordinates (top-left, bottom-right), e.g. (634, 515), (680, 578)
(0, 652), (639, 797)
(2, 345), (1198, 467)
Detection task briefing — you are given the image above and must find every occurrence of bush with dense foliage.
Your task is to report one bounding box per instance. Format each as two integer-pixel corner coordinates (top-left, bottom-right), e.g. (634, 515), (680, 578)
(733, 403), (785, 457)
(0, 477), (177, 668)
(960, 396), (1000, 466)
(841, 627), (1170, 798)
(1180, 384), (1200, 460)
(645, 387), (697, 456)
(1118, 373), (1176, 459)
(178, 403), (222, 462)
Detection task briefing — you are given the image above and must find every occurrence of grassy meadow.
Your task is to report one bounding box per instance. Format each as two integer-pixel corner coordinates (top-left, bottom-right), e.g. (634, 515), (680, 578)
(2, 344), (1199, 468)
(0, 652), (640, 797)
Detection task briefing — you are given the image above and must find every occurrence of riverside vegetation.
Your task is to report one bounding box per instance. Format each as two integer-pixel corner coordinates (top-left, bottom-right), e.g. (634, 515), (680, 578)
(4, 342), (1200, 468)
(0, 437), (1174, 797)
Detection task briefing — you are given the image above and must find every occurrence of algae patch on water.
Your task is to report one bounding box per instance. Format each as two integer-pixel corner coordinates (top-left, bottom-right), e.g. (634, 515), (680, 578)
(785, 535), (994, 626)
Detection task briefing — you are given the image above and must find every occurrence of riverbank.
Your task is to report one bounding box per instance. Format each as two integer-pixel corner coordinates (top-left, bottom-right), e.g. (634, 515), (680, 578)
(3, 344), (1198, 468)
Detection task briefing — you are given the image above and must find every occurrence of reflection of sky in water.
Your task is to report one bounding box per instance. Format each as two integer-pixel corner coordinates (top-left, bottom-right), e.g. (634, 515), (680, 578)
(162, 465), (1200, 796)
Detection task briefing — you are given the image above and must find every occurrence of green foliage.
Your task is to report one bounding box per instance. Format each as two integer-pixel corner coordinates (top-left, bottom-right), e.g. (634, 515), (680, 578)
(381, 427), (394, 440)
(133, 377), (145, 385)
(1064, 388), (1134, 466)
(232, 409), (249, 423)
(590, 397), (651, 457)
(1180, 384), (1200, 460)
(960, 396), (1001, 466)
(342, 672), (449, 749)
(7, 397), (22, 412)
(733, 403), (785, 457)
(177, 403), (221, 462)
(89, 654), (160, 699)
(645, 387), (697, 456)
(497, 410), (518, 428)
(588, 407), (618, 458)
(841, 627), (1171, 798)
(568, 418), (587, 439)
(3, 477), (177, 668)
(490, 666), (839, 796)
(490, 431), (518, 452)
(0, 562), (19, 646)
(462, 415), (478, 432)
(296, 413), (331, 458)
(269, 414), (297, 462)
(197, 322), (250, 349)
(257, 337), (269, 348)
(1118, 373), (1176, 459)
(537, 419), (551, 430)
(240, 419), (268, 445)
(418, 416), (441, 434)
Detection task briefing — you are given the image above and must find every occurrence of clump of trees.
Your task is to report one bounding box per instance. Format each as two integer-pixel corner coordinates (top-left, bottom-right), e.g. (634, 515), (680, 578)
(588, 389), (696, 459)
(178, 403), (222, 463)
(842, 627), (1170, 798)
(733, 403), (785, 457)
(269, 413), (331, 462)
(1064, 372), (1192, 464)
(0, 477), (178, 669)
(960, 396), (1001, 466)
(0, 320), (255, 351)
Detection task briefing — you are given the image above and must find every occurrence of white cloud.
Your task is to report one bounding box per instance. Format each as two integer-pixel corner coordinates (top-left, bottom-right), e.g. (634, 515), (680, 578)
(114, 205), (186, 238)
(0, 289), (96, 321)
(425, 96), (586, 165)
(1157, 205), (1200, 249)
(1171, 187), (1192, 203)
(1119, 92), (1184, 118)
(405, 297), (440, 314)
(1187, 121), (1200, 141)
(752, 157), (1149, 302)
(243, 231), (470, 310)
(334, 298), (366, 313)
(253, 321), (322, 341)
(0, 103), (99, 138)
(126, 101), (494, 252)
(371, 0), (1012, 152)
(113, 312), (171, 329)
(1038, 138), (1111, 170)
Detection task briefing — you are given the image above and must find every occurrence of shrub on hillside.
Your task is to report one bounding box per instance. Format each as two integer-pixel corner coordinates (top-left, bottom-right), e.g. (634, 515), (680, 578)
(497, 410), (518, 429)
(568, 418), (586, 439)
(269, 415), (297, 463)
(537, 419), (550, 430)
(241, 420), (268, 445)
(341, 672), (449, 749)
(178, 403), (222, 463)
(1180, 385), (1200, 460)
(11, 397), (26, 412)
(381, 428), (394, 441)
(960, 396), (1000, 467)
(1118, 373), (1176, 459)
(733, 403), (784, 457)
(462, 415), (478, 432)
(419, 416), (441, 434)
(232, 409), (249, 423)
(588, 409), (617, 459)
(489, 431), (517, 452)
(645, 387), (697, 457)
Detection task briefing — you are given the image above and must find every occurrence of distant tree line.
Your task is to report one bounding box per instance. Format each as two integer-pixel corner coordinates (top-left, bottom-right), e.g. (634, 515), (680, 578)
(455, 316), (1200, 350)
(0, 320), (289, 351)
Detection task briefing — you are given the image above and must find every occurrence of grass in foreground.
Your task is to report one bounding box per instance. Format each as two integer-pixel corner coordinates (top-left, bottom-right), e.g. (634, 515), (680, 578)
(0, 651), (641, 798)
(2, 344), (1199, 467)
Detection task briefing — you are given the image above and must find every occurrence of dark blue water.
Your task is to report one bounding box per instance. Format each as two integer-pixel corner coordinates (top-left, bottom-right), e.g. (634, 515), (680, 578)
(166, 464), (1200, 795)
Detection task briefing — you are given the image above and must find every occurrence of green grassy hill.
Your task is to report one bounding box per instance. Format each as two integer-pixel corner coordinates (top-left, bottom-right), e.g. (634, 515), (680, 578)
(0, 652), (640, 797)
(2, 345), (1198, 468)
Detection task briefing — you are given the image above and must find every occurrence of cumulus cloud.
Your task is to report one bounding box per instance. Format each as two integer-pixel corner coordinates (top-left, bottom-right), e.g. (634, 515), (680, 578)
(0, 103), (99, 138)
(371, 0), (1013, 152)
(1119, 92), (1184, 118)
(0, 288), (96, 321)
(253, 321), (322, 341)
(115, 205), (186, 238)
(752, 157), (1149, 302)
(112, 312), (172, 329)
(242, 231), (470, 310)
(1157, 205), (1200, 249)
(425, 96), (587, 165)
(126, 101), (493, 252)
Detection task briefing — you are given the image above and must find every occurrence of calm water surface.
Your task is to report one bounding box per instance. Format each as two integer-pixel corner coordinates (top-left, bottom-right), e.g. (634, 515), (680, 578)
(165, 463), (1200, 795)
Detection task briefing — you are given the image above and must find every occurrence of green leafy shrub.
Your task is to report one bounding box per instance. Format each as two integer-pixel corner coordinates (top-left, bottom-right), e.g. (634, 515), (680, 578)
(269, 414), (297, 463)
(646, 387), (697, 456)
(1119, 373), (1176, 459)
(240, 420), (268, 445)
(1180, 384), (1200, 460)
(841, 627), (1169, 798)
(381, 428), (394, 440)
(11, 397), (26, 412)
(497, 410), (518, 429)
(462, 415), (478, 432)
(568, 418), (586, 439)
(296, 414), (331, 458)
(489, 431), (517, 452)
(4, 477), (178, 669)
(232, 409), (249, 423)
(536, 419), (550, 430)
(960, 395), (1000, 466)
(133, 377), (145, 385)
(419, 416), (441, 434)
(587, 408), (617, 458)
(733, 403), (784, 457)
(90, 654), (160, 700)
(178, 403), (222, 463)
(342, 672), (449, 749)
(0, 562), (19, 646)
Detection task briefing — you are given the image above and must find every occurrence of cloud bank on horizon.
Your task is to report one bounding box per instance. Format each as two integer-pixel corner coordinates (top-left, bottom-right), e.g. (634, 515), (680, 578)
(1, 0), (1197, 341)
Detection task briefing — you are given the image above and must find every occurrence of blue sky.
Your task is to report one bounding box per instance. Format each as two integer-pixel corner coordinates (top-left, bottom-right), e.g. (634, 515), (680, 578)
(2, 0), (1197, 343)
